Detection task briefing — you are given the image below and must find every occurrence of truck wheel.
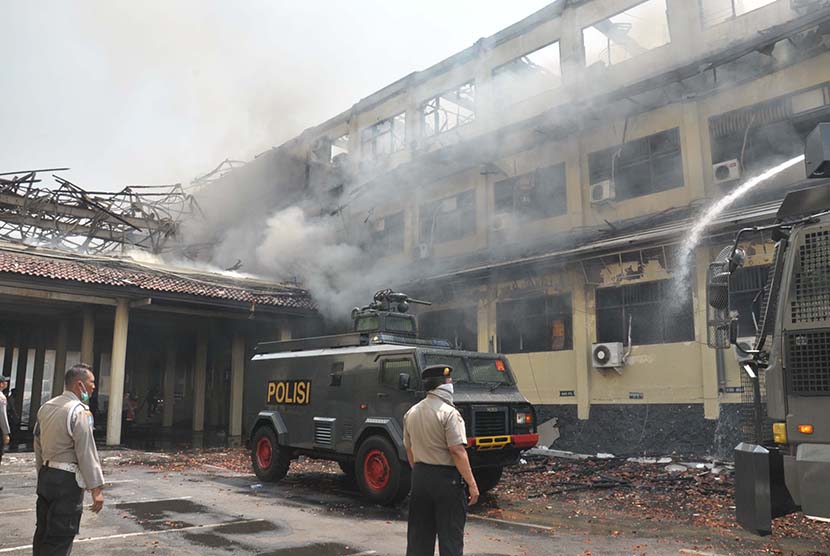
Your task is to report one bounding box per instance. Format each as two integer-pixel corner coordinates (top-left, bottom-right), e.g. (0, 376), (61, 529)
(356, 436), (410, 505)
(251, 426), (291, 482)
(473, 466), (503, 494)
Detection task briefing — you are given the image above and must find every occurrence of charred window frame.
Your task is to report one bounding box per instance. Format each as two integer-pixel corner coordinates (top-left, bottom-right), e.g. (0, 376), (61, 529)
(710, 84), (830, 181)
(699, 0), (776, 27)
(422, 82), (476, 137)
(494, 163), (567, 220)
(497, 294), (572, 353)
(730, 264), (771, 338)
(419, 190), (476, 244)
(419, 308), (478, 351)
(370, 211), (405, 254)
(582, 0), (671, 68)
(596, 279), (694, 346)
(492, 41), (562, 106)
(361, 112), (406, 158)
(588, 127), (683, 201)
(330, 134), (349, 164)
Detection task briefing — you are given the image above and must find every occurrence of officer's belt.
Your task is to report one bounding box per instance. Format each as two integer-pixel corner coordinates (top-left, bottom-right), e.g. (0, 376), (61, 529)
(44, 461), (79, 474)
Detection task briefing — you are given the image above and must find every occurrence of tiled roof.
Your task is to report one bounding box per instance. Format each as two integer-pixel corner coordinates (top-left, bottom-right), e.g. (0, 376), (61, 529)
(0, 246), (315, 310)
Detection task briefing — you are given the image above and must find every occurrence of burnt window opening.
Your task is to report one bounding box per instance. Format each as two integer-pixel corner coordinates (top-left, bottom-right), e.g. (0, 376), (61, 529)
(362, 112), (406, 158)
(419, 308), (478, 351)
(419, 190), (476, 244)
(699, 0), (776, 27)
(330, 134), (350, 164)
(582, 0), (671, 68)
(596, 279), (694, 346)
(730, 264), (771, 338)
(497, 294), (572, 353)
(494, 163), (567, 221)
(422, 82), (475, 137)
(589, 127), (684, 201)
(371, 211), (405, 254)
(492, 41), (562, 106)
(710, 84), (830, 182)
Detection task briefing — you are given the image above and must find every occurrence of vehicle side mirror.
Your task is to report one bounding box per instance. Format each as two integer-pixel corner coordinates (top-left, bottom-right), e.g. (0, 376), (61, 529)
(398, 373), (411, 390)
(707, 272), (731, 310)
(729, 319), (739, 345)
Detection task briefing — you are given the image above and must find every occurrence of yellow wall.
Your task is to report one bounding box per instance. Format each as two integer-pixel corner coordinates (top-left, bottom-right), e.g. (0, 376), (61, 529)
(289, 0), (829, 422)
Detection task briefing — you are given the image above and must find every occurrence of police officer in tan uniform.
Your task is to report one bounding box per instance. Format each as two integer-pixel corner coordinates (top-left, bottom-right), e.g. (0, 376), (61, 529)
(0, 375), (11, 477)
(403, 365), (479, 556)
(33, 363), (105, 556)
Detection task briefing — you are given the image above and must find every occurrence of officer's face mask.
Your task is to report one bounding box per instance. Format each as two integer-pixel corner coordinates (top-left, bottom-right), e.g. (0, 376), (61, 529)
(436, 382), (454, 395)
(79, 381), (90, 404)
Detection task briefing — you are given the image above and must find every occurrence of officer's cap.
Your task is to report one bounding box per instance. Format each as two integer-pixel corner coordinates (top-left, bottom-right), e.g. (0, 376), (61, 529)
(0, 375), (8, 384)
(421, 364), (452, 380)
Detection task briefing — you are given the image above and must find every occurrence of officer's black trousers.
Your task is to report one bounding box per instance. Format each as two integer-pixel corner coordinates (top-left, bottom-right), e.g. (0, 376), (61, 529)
(406, 463), (467, 556)
(33, 467), (84, 556)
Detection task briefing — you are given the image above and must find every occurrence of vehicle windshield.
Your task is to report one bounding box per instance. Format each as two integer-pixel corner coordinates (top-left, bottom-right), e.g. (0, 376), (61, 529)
(387, 315), (415, 333)
(422, 354), (513, 385)
(355, 315), (379, 332)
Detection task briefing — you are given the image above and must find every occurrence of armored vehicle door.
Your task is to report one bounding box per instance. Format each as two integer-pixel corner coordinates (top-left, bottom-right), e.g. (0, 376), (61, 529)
(372, 354), (422, 426)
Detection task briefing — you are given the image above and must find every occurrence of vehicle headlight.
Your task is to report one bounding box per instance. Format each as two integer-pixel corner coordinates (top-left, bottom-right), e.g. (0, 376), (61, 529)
(515, 412), (532, 426)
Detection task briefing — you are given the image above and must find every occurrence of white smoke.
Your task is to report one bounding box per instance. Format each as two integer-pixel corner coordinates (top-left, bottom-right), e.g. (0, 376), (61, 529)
(253, 207), (399, 318)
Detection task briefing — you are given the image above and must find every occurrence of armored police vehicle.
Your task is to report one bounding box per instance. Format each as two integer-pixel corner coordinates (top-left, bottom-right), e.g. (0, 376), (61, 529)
(706, 123), (830, 534)
(245, 290), (538, 505)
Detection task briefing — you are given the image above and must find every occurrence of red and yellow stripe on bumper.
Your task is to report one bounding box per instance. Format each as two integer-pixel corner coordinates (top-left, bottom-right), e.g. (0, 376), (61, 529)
(466, 433), (538, 451)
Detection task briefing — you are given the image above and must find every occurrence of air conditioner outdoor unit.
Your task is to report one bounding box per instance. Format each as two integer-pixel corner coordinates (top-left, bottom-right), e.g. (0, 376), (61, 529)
(591, 342), (624, 368)
(492, 214), (513, 231)
(590, 180), (615, 204)
(416, 243), (431, 259)
(713, 159), (741, 184)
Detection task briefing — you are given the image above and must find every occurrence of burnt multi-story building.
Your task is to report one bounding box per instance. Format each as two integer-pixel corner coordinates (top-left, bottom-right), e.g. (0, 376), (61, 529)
(203, 0), (830, 456)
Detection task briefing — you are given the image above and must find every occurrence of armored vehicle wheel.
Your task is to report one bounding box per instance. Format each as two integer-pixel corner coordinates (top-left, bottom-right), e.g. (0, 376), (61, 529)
(251, 426), (291, 482)
(473, 466), (503, 494)
(356, 435), (410, 505)
(338, 460), (356, 478)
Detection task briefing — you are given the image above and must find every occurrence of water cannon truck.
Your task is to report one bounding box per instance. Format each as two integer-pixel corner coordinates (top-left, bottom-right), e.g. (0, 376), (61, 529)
(244, 289), (539, 505)
(706, 123), (830, 534)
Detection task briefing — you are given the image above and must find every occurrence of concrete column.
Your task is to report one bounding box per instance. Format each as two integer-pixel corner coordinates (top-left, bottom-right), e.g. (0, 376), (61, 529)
(14, 333), (29, 417)
(696, 247), (720, 419)
(29, 338), (47, 426)
(228, 334), (245, 445)
(52, 321), (68, 397)
(571, 268), (592, 420)
(162, 342), (176, 428)
(81, 308), (95, 365)
(2, 333), (14, 380)
(192, 335), (208, 433)
(106, 299), (130, 446)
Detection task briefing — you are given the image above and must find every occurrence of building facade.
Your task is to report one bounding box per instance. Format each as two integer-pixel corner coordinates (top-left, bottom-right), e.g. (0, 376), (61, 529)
(215, 0), (830, 456)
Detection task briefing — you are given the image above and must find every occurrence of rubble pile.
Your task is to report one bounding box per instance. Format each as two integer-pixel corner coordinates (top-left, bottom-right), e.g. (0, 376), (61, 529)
(482, 455), (830, 547)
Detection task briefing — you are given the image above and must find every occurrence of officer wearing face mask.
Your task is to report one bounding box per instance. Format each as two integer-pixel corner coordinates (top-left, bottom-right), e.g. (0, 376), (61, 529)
(33, 363), (105, 556)
(403, 365), (479, 556)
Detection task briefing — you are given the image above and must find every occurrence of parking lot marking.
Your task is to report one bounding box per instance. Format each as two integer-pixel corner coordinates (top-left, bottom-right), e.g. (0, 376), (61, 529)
(468, 514), (556, 531)
(3, 495), (193, 517)
(348, 551), (377, 556)
(113, 495), (193, 506)
(0, 472), (34, 476)
(0, 519), (267, 553)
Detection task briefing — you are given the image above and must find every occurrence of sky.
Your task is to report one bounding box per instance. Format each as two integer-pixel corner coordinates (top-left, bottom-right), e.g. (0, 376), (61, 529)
(1, 0), (554, 191)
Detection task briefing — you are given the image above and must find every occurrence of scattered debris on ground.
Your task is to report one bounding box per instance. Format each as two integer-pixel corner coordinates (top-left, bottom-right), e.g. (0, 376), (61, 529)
(119, 448), (830, 554)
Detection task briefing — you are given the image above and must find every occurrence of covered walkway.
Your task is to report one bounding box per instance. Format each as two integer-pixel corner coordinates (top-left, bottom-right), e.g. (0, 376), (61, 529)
(0, 242), (317, 447)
